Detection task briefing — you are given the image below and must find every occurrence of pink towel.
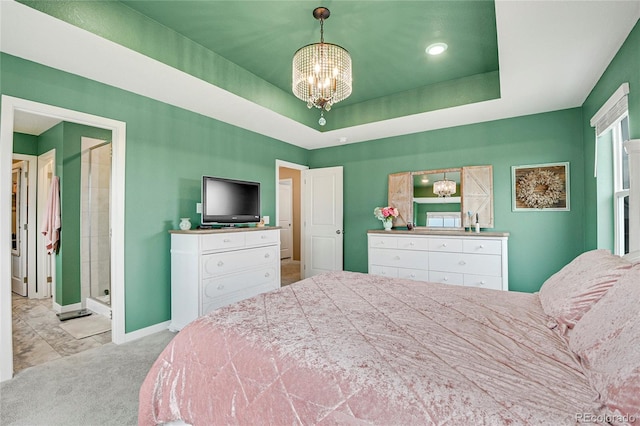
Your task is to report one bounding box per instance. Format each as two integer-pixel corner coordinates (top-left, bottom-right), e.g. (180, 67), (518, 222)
(41, 176), (61, 254)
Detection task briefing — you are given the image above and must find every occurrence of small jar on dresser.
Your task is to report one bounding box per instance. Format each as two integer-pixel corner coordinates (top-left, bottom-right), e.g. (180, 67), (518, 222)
(367, 229), (509, 291)
(169, 227), (281, 331)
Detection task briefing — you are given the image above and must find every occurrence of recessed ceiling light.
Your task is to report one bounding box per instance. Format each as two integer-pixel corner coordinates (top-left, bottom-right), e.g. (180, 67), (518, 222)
(426, 42), (448, 56)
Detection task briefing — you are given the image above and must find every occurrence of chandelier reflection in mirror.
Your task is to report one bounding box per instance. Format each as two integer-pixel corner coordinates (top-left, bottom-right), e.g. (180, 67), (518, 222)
(292, 7), (352, 126)
(433, 173), (457, 197)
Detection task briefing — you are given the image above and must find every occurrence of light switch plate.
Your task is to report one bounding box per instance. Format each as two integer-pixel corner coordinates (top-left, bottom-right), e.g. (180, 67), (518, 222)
(196, 203), (202, 214)
(263, 215), (270, 225)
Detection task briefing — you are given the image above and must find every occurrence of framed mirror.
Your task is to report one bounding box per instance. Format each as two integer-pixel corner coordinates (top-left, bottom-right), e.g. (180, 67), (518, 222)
(388, 165), (494, 229)
(412, 169), (461, 228)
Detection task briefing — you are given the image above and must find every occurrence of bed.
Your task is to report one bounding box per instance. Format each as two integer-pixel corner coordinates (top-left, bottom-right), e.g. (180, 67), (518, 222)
(139, 250), (640, 425)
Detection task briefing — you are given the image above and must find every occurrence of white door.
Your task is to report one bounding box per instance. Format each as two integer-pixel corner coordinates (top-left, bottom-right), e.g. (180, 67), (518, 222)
(279, 179), (293, 259)
(11, 162), (27, 296)
(37, 150), (55, 299)
(302, 166), (343, 278)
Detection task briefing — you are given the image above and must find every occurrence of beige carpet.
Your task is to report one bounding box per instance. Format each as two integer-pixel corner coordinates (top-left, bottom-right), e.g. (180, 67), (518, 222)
(59, 314), (112, 339)
(281, 258), (301, 286)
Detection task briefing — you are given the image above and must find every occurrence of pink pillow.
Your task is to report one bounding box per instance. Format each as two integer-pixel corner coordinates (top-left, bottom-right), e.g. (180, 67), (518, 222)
(538, 249), (632, 334)
(569, 264), (640, 422)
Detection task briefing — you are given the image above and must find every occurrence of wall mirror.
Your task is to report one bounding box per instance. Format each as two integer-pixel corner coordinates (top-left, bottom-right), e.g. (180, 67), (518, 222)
(388, 165), (494, 229)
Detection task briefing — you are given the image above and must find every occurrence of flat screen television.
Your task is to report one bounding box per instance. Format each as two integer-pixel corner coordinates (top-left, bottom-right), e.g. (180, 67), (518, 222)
(201, 176), (261, 225)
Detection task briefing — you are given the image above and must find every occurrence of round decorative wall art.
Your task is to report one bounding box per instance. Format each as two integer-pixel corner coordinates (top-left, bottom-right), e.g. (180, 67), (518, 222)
(512, 162), (570, 211)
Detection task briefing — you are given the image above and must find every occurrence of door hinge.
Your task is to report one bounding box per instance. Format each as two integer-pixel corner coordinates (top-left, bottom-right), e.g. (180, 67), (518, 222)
(46, 276), (52, 283)
(23, 223), (28, 230)
(23, 277), (28, 284)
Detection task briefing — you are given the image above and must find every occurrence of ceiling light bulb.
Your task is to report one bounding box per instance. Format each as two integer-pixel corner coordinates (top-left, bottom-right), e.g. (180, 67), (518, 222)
(426, 42), (448, 56)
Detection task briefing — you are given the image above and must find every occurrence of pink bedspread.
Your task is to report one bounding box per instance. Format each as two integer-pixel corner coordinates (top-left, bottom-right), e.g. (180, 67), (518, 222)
(139, 271), (601, 425)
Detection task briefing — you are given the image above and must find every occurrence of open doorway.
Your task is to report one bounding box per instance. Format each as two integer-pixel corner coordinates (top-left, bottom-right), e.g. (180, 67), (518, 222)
(276, 160), (307, 286)
(1, 95), (126, 381)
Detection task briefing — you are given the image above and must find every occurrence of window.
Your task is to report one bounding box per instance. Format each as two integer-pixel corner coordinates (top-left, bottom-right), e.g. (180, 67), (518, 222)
(591, 83), (629, 255)
(612, 115), (630, 255)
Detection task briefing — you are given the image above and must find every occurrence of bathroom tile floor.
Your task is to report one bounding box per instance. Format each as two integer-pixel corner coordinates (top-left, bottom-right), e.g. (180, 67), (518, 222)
(12, 293), (111, 373)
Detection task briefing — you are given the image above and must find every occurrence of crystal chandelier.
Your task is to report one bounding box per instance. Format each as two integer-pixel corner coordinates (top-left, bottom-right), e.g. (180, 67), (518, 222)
(292, 7), (352, 126)
(433, 173), (457, 197)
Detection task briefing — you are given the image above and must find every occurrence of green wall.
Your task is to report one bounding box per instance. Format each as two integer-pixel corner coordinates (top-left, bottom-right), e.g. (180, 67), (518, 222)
(58, 123), (112, 306)
(2, 53), (308, 332)
(308, 108), (586, 293)
(12, 133), (38, 155)
(582, 20), (640, 249)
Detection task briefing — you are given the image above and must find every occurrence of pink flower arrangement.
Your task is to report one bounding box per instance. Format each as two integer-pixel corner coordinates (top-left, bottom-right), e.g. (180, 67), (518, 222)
(374, 206), (399, 222)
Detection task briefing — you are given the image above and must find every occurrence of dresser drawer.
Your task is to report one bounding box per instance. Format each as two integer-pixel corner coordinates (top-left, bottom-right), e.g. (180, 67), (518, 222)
(202, 246), (278, 278)
(429, 252), (502, 277)
(369, 265), (399, 278)
(429, 270), (464, 286)
(201, 278), (278, 315)
(397, 268), (430, 282)
(202, 265), (277, 302)
(201, 232), (246, 251)
(463, 239), (502, 255)
(245, 230), (279, 246)
(369, 236), (398, 249)
(464, 274), (503, 291)
(369, 248), (428, 269)
(397, 237), (429, 251)
(428, 238), (463, 253)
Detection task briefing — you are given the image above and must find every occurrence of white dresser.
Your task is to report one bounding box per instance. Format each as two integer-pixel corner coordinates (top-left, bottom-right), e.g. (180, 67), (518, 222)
(368, 230), (509, 291)
(169, 227), (280, 331)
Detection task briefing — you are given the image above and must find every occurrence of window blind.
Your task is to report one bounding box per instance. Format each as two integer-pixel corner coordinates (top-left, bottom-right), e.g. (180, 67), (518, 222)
(591, 83), (629, 176)
(591, 83), (629, 136)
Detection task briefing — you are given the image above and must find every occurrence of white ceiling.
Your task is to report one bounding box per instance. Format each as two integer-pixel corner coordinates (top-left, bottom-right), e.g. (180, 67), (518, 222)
(13, 110), (61, 136)
(3, 0), (640, 148)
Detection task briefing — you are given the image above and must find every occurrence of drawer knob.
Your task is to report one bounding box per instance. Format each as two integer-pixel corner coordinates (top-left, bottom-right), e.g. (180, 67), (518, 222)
(459, 260), (466, 266)
(410, 273), (416, 278)
(443, 277), (449, 281)
(223, 238), (231, 243)
(217, 261), (224, 267)
(217, 284), (224, 290)
(442, 243), (447, 247)
(264, 253), (270, 258)
(409, 242), (414, 246)
(265, 272), (270, 277)
(479, 244), (485, 249)
(480, 280), (486, 286)
(394, 256), (401, 260)
(261, 235), (267, 239)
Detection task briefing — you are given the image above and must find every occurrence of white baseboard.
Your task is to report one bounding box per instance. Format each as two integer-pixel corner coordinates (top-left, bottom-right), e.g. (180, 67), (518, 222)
(53, 302), (82, 314)
(123, 320), (172, 343)
(86, 298), (111, 319)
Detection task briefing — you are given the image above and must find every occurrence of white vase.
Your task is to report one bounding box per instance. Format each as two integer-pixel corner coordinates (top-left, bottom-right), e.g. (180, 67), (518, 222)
(383, 220), (393, 231)
(179, 217), (192, 230)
